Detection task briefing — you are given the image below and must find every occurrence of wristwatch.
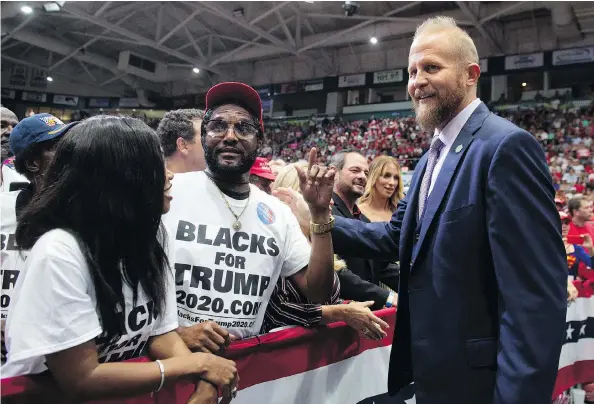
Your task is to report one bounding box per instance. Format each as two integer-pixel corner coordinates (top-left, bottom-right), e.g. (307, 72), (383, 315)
(310, 215), (335, 235)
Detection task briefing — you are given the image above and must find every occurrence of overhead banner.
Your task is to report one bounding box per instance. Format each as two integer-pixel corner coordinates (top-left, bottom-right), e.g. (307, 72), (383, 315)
(373, 69), (403, 84)
(192, 94), (204, 106)
(21, 92), (47, 103)
(479, 59), (488, 73)
(505, 52), (544, 70)
(299, 79), (324, 92)
(261, 99), (273, 116)
(552, 47), (594, 66)
(338, 73), (366, 88)
(276, 83), (298, 94)
(255, 87), (271, 97)
(53, 94), (79, 106)
(88, 98), (111, 108)
(172, 98), (190, 108)
(9, 65), (27, 87)
(119, 97), (140, 108)
(1, 89), (16, 100)
(29, 68), (47, 89)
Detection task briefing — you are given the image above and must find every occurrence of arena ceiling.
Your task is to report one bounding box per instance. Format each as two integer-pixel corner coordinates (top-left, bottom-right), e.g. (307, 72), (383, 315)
(1, 1), (593, 98)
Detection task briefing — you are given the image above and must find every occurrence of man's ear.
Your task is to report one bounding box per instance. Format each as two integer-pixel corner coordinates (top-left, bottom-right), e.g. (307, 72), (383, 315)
(176, 137), (188, 155)
(466, 63), (481, 87)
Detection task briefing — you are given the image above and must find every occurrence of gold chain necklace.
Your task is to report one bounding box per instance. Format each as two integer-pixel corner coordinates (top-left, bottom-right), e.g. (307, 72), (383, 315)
(208, 177), (250, 231)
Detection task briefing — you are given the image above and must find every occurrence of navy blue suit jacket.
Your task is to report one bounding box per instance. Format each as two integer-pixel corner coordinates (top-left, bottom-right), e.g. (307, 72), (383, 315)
(332, 103), (567, 404)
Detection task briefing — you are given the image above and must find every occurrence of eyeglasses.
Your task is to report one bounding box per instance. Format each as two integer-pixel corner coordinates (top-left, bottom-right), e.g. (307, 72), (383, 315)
(204, 119), (259, 140)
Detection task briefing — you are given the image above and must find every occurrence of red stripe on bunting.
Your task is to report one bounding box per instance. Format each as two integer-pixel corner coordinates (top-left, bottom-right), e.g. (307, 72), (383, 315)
(553, 359), (594, 398)
(227, 308), (396, 389)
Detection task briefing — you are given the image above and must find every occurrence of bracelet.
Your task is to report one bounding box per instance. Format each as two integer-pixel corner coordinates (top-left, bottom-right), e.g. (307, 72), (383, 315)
(385, 291), (395, 308)
(154, 359), (165, 394)
(309, 215), (335, 235)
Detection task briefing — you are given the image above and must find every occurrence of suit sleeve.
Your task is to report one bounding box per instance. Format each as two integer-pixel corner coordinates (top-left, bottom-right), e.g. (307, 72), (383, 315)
(486, 130), (567, 404)
(337, 268), (389, 310)
(331, 197), (407, 261)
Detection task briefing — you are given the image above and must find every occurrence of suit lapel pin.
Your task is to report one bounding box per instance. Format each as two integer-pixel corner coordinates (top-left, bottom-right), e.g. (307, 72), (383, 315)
(455, 144), (463, 153)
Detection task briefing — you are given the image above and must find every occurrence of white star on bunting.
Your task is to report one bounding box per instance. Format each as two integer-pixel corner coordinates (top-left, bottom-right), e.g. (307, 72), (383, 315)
(566, 324), (574, 340)
(580, 324), (586, 336)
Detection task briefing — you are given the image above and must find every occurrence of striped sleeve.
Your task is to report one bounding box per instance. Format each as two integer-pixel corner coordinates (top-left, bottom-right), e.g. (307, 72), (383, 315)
(262, 273), (341, 333)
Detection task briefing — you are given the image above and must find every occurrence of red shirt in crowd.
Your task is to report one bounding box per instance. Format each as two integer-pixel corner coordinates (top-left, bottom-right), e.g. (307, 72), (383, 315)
(568, 221), (594, 241)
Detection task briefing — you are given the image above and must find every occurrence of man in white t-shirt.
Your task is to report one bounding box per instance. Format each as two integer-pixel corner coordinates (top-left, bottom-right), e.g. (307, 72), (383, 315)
(8, 113), (79, 216)
(1, 190), (20, 363)
(1, 107), (18, 162)
(163, 82), (336, 351)
(0, 114), (79, 363)
(0, 107), (27, 193)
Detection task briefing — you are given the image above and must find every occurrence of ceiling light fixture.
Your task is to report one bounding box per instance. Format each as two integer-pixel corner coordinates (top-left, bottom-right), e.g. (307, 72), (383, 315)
(370, 37), (378, 44)
(522, 82), (527, 87)
(46, 76), (53, 82)
(192, 67), (200, 74)
(21, 5), (33, 14)
(43, 1), (64, 12)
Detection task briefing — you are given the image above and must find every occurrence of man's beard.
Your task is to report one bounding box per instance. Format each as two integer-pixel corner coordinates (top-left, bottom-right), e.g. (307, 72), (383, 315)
(338, 179), (365, 203)
(204, 143), (258, 177)
(413, 80), (466, 133)
(1, 142), (11, 162)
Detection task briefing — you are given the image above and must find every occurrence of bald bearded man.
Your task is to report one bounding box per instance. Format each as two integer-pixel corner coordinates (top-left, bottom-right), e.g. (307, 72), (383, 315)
(324, 17), (566, 404)
(1, 107), (18, 161)
(1, 107), (27, 192)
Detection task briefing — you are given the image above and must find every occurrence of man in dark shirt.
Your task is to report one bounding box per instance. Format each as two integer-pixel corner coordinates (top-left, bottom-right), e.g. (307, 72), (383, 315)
(330, 151), (398, 309)
(10, 114), (78, 216)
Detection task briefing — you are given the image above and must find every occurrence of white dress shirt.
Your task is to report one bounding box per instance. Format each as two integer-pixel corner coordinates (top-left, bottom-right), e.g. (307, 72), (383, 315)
(428, 98), (482, 195)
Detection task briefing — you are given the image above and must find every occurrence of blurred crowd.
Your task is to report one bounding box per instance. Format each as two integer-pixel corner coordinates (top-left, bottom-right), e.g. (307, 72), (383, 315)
(261, 115), (430, 172)
(259, 102), (594, 200)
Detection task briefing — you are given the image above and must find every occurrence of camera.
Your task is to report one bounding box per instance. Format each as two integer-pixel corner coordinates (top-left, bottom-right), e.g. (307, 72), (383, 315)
(342, 1), (360, 17)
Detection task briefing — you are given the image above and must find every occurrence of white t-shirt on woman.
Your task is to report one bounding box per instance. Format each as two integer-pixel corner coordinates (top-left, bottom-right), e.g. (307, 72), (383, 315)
(1, 229), (178, 378)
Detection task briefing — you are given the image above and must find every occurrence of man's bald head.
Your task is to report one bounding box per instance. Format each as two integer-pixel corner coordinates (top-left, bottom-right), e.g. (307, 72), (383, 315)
(407, 16), (481, 132)
(412, 16), (479, 67)
(1, 107), (19, 160)
(1, 107), (18, 125)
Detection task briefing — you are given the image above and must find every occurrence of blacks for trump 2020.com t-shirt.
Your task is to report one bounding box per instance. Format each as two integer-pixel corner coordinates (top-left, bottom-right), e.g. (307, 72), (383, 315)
(162, 171), (311, 339)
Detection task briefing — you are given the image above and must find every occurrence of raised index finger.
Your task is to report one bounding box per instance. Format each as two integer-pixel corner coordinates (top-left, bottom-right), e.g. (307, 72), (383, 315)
(308, 148), (318, 171)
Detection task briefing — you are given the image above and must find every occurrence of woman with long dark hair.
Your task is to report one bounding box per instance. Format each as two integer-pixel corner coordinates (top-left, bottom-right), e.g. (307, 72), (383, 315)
(2, 116), (238, 402)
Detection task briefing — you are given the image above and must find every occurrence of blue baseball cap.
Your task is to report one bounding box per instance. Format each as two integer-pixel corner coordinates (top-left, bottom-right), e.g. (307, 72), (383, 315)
(9, 113), (78, 156)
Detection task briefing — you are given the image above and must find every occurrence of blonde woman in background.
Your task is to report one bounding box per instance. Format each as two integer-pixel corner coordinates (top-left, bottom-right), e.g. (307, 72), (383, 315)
(358, 156), (404, 221)
(263, 163), (390, 339)
(358, 156), (403, 296)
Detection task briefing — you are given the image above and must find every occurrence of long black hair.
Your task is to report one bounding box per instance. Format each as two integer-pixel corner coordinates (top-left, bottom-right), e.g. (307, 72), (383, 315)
(16, 115), (169, 343)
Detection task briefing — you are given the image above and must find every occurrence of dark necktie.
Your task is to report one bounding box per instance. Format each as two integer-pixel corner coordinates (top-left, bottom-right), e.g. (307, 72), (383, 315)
(418, 137), (445, 220)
